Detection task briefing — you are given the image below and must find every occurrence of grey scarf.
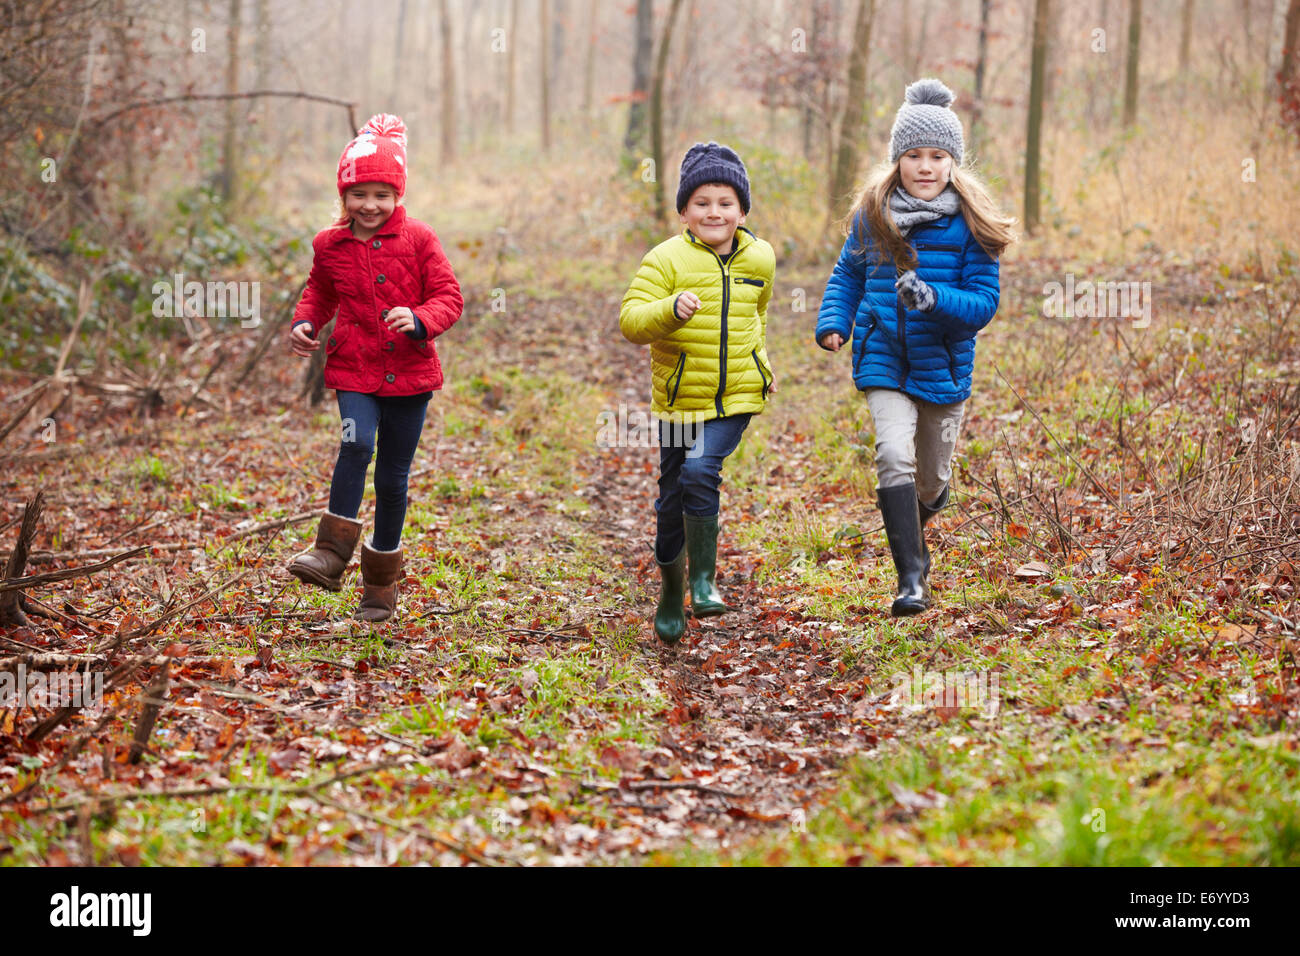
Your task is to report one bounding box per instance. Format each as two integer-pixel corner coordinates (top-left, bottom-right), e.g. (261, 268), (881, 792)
(889, 184), (961, 234)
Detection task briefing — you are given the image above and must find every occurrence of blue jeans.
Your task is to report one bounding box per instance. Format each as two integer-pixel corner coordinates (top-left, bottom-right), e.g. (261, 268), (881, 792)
(328, 390), (431, 551)
(654, 413), (751, 563)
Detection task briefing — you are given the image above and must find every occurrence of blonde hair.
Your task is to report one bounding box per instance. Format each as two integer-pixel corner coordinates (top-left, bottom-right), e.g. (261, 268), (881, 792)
(845, 159), (1017, 271)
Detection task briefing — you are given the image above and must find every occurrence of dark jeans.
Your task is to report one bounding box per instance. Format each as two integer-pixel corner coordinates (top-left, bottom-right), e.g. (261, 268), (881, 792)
(328, 390), (431, 551)
(654, 413), (751, 563)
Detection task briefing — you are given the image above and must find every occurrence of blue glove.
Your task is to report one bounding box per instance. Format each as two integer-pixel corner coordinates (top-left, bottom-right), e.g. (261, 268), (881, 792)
(895, 270), (936, 312)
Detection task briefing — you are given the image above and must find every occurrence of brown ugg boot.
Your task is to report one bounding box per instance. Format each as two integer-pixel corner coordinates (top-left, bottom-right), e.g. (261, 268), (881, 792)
(288, 512), (363, 592)
(353, 542), (402, 622)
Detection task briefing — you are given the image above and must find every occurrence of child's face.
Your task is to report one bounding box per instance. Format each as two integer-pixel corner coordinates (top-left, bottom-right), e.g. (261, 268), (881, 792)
(343, 182), (398, 234)
(679, 184), (746, 254)
(899, 148), (953, 202)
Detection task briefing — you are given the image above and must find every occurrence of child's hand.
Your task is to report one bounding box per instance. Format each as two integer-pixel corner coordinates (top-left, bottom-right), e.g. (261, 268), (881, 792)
(895, 270), (937, 312)
(675, 292), (701, 321)
(384, 306), (417, 335)
(767, 375), (778, 395)
(818, 332), (845, 351)
(290, 322), (319, 357)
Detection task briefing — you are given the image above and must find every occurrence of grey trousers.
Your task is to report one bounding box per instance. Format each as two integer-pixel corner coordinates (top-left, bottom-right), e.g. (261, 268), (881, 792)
(864, 387), (965, 505)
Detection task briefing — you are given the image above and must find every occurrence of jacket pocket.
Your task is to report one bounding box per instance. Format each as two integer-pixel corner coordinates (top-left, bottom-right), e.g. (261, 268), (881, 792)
(325, 322), (352, 356)
(751, 349), (771, 399)
(666, 352), (686, 406)
(733, 277), (765, 287)
(914, 241), (962, 253)
(853, 311), (879, 377)
(944, 333), (959, 385)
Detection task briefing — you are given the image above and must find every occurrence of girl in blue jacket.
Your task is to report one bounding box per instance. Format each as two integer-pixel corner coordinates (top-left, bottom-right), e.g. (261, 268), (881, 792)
(816, 78), (1016, 616)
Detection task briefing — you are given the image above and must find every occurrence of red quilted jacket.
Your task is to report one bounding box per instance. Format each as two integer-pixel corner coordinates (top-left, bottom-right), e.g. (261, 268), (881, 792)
(292, 206), (463, 395)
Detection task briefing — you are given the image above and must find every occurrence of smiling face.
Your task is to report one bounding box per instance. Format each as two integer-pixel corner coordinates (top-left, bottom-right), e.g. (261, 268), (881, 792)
(898, 148), (954, 201)
(679, 183), (746, 254)
(343, 182), (398, 238)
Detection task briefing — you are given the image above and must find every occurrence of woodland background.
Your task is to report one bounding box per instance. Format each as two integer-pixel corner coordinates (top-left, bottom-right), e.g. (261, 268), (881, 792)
(0, 0), (1297, 866)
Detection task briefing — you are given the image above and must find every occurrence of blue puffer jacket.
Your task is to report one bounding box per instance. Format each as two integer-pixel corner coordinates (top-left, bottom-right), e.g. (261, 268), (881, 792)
(815, 211), (999, 404)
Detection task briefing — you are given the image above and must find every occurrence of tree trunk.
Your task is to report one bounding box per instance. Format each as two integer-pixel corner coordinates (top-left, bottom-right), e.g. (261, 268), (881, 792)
(651, 0), (686, 224)
(624, 0), (653, 153)
(970, 0), (991, 157)
(1024, 0), (1049, 234)
(1268, 0), (1291, 94)
(505, 0), (519, 134)
(220, 0), (241, 204)
(540, 0), (552, 152)
(1281, 0), (1300, 89)
(828, 0), (877, 222)
(1179, 0), (1194, 73)
(551, 0), (567, 118)
(439, 0), (456, 163)
(392, 0), (408, 110)
(583, 0), (599, 119)
(254, 0), (271, 130)
(1122, 0), (1141, 128)
(112, 0), (137, 195)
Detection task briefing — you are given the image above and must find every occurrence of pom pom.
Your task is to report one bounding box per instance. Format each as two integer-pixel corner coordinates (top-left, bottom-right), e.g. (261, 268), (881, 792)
(903, 78), (955, 109)
(359, 113), (407, 148)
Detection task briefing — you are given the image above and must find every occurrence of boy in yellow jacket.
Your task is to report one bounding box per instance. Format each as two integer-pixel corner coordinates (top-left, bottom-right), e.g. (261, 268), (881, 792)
(619, 142), (776, 645)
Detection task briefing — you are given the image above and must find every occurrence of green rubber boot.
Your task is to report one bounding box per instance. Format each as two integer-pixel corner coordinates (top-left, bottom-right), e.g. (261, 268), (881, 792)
(653, 548), (688, 644)
(683, 513), (729, 617)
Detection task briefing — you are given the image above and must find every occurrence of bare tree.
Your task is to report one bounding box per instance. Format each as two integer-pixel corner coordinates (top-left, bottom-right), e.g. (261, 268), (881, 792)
(651, 0), (687, 224)
(506, 0), (519, 134)
(970, 0), (991, 156)
(541, 0), (552, 152)
(1024, 0), (1049, 234)
(440, 0), (456, 163)
(221, 0), (242, 204)
(1179, 0), (1194, 73)
(624, 0), (653, 153)
(1122, 0), (1141, 127)
(392, 0), (408, 110)
(829, 0), (878, 222)
(583, 0), (599, 119)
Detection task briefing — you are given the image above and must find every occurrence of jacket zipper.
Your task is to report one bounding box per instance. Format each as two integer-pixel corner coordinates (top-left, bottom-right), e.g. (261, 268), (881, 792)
(667, 352), (686, 406)
(896, 297), (910, 386)
(704, 242), (732, 417)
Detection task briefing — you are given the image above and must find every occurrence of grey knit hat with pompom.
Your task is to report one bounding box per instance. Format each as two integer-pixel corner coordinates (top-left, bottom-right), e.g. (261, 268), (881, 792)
(889, 78), (964, 165)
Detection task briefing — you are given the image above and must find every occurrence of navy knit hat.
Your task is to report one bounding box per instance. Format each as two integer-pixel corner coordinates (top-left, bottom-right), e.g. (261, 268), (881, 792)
(676, 142), (751, 214)
(889, 78), (965, 165)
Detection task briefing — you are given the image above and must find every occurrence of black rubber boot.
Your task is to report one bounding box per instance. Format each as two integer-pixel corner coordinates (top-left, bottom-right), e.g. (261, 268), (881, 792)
(683, 513), (728, 617)
(654, 548), (688, 644)
(878, 482), (930, 617)
(918, 484), (950, 581)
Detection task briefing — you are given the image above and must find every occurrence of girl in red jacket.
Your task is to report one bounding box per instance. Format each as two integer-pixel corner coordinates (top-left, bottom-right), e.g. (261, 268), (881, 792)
(286, 114), (463, 623)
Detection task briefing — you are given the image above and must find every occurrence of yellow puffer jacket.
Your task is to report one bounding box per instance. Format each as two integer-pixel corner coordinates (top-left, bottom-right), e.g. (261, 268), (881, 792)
(620, 227), (775, 421)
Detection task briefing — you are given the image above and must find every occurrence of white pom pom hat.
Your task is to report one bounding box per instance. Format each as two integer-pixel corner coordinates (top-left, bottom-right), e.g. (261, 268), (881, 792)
(889, 78), (964, 165)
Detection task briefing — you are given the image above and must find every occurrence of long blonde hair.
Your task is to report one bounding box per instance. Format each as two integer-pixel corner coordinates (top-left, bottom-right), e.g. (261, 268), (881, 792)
(845, 159), (1017, 271)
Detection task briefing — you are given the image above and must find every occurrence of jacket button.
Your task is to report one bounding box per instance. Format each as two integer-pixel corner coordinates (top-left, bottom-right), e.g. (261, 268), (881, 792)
(376, 274), (385, 284)
(372, 239), (381, 249)
(381, 308), (390, 318)
(327, 336), (336, 347)
(385, 373), (395, 383)
(383, 341), (395, 351)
